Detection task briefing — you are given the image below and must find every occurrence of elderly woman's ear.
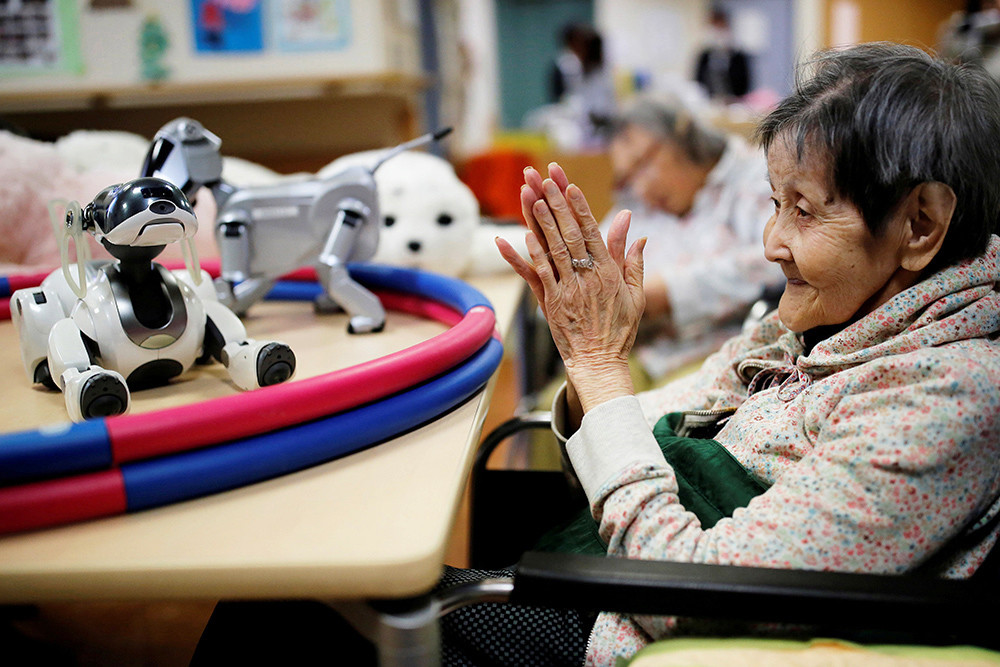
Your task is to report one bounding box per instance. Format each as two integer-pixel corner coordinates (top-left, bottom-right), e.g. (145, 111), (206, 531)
(898, 181), (956, 273)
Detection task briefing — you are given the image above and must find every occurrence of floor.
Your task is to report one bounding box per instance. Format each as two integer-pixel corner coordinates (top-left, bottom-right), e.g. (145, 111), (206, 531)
(6, 602), (217, 667)
(4, 357), (523, 666)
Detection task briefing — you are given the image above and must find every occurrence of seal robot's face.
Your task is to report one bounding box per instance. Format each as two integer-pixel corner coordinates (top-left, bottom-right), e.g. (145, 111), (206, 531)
(85, 177), (198, 250)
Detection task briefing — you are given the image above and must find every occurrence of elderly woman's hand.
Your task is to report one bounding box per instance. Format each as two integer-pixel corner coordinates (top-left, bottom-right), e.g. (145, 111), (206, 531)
(496, 163), (647, 413)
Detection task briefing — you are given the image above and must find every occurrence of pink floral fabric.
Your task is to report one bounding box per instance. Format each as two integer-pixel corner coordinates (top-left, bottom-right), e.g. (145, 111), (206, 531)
(570, 236), (1000, 666)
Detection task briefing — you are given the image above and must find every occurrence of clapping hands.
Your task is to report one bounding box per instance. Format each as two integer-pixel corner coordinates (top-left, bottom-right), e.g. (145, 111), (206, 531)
(495, 163), (646, 413)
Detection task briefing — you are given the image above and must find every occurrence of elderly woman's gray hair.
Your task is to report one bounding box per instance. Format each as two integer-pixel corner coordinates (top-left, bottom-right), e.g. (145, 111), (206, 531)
(613, 95), (727, 167)
(756, 42), (1000, 274)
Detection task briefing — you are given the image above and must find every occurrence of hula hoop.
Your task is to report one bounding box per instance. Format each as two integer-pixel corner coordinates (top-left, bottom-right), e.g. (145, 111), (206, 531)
(0, 264), (500, 492)
(0, 271), (54, 298)
(0, 337), (502, 535)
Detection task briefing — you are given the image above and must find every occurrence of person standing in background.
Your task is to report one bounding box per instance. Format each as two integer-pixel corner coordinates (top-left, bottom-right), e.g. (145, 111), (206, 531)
(694, 8), (751, 102)
(938, 0), (1000, 82)
(548, 23), (617, 149)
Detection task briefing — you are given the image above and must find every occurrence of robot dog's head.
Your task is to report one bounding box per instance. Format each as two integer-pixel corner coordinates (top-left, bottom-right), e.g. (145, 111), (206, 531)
(83, 177), (198, 256)
(142, 117), (224, 200)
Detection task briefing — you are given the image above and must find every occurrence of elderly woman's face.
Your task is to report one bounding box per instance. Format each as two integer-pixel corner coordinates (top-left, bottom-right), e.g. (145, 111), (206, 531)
(763, 137), (911, 333)
(611, 124), (706, 217)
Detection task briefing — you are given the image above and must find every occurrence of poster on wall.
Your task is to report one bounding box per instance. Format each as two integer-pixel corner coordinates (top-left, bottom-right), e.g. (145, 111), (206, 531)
(0, 0), (83, 75)
(271, 0), (351, 52)
(190, 0), (264, 53)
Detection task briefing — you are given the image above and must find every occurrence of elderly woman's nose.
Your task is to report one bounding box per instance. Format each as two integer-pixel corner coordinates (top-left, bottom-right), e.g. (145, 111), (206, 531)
(763, 214), (791, 262)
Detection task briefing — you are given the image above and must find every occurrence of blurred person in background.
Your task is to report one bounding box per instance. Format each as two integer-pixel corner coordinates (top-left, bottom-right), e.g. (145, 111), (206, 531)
(939, 0), (1000, 82)
(603, 94), (782, 385)
(694, 8), (752, 102)
(528, 22), (617, 151)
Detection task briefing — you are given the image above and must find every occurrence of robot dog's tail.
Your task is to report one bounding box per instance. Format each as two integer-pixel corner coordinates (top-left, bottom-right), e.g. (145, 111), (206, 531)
(370, 127), (453, 174)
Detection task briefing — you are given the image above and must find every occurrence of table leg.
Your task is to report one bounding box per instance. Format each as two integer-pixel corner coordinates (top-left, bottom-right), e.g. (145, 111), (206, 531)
(327, 577), (513, 665)
(329, 596), (441, 667)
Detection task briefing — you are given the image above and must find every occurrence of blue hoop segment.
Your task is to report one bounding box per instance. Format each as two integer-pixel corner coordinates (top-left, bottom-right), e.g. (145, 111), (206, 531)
(0, 263), (503, 534)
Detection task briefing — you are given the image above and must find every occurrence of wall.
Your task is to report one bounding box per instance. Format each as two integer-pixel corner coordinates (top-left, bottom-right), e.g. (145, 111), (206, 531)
(494, 0), (594, 130)
(597, 0), (707, 98)
(825, 0), (964, 50)
(411, 0), (827, 155)
(0, 0), (426, 171)
(715, 0), (796, 99)
(455, 0), (499, 156)
(0, 0), (420, 94)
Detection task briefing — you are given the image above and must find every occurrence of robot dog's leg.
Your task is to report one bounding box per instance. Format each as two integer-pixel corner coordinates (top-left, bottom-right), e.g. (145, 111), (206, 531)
(213, 214), (277, 316)
(226, 277), (277, 316)
(215, 216), (251, 312)
(315, 259), (385, 334)
(203, 301), (296, 391)
(47, 318), (130, 421)
(213, 274), (277, 317)
(316, 210), (385, 334)
(10, 286), (67, 389)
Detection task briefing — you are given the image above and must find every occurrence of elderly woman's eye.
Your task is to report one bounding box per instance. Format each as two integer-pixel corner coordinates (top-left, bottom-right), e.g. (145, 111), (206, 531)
(795, 206), (811, 218)
(770, 198), (780, 211)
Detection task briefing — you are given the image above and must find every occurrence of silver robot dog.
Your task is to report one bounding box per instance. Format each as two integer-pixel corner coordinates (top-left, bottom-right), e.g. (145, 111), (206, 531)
(141, 118), (451, 333)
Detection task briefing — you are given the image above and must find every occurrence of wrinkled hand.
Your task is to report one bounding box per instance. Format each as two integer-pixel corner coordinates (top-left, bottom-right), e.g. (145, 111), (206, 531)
(496, 162), (646, 412)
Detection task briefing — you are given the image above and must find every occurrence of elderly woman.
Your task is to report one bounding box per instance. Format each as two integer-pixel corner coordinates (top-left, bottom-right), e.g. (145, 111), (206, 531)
(191, 43), (1000, 667)
(606, 95), (782, 380)
(495, 42), (1000, 665)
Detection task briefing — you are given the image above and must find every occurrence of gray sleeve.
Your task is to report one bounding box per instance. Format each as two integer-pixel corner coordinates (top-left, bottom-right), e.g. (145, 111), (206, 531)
(563, 395), (667, 503)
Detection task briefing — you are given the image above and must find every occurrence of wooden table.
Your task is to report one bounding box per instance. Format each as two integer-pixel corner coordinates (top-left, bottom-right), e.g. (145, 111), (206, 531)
(0, 273), (525, 607)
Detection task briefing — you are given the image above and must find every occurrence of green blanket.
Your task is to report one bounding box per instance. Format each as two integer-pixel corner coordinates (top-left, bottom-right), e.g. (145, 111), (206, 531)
(534, 412), (770, 556)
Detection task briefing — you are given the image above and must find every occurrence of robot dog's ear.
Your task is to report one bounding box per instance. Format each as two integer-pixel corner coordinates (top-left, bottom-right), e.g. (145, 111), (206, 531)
(80, 203), (95, 232)
(53, 199), (92, 300)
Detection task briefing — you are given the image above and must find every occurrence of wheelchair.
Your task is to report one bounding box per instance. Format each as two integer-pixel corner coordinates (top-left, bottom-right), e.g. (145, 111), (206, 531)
(428, 285), (1000, 665)
(427, 411), (1000, 666)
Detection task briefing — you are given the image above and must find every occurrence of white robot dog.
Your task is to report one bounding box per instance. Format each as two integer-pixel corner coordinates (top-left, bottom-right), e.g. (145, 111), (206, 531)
(11, 177), (296, 422)
(141, 117), (450, 334)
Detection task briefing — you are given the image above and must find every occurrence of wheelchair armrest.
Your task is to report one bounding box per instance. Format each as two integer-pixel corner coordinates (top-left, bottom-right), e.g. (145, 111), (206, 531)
(510, 551), (994, 639)
(469, 413), (574, 569)
(473, 411), (553, 471)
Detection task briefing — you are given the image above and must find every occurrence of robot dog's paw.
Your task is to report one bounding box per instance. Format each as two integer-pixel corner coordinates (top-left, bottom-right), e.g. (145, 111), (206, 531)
(256, 342), (296, 387)
(82, 374), (130, 418)
(63, 367), (130, 422)
(312, 294), (344, 315)
(347, 316), (386, 335)
(33, 360), (58, 391)
(222, 340), (296, 390)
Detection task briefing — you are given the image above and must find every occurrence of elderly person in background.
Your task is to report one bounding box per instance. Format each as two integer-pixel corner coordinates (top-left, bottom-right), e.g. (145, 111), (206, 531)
(497, 42), (1000, 665)
(606, 95), (782, 382)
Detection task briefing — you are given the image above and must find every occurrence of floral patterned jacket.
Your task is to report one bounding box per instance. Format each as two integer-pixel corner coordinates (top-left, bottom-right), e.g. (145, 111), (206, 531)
(559, 236), (1000, 666)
